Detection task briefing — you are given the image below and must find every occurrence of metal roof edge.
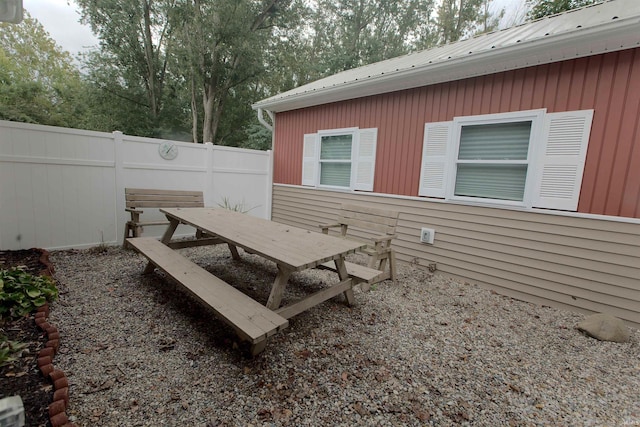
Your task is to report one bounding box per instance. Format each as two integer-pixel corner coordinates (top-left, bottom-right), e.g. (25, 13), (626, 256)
(252, 11), (640, 113)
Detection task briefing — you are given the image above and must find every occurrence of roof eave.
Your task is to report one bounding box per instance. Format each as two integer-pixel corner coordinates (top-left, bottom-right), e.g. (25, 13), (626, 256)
(252, 17), (640, 113)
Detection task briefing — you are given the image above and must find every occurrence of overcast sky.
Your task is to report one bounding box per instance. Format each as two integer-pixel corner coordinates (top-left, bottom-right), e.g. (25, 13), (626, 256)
(25, 0), (526, 57)
(26, 0), (99, 56)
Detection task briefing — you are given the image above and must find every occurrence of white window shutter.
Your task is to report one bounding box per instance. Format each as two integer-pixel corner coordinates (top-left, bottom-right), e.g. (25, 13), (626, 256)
(354, 128), (377, 191)
(418, 121), (453, 197)
(532, 109), (594, 211)
(301, 133), (318, 187)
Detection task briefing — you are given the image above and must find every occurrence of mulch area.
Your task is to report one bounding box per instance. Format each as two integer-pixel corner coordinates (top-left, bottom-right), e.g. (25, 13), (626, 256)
(0, 249), (55, 427)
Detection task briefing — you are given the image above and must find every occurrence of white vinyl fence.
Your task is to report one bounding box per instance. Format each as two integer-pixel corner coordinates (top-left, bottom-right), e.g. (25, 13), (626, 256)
(0, 120), (273, 250)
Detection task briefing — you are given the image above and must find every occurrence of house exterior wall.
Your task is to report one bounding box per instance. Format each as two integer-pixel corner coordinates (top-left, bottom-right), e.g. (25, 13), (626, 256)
(273, 48), (640, 219)
(270, 48), (640, 327)
(272, 185), (640, 329)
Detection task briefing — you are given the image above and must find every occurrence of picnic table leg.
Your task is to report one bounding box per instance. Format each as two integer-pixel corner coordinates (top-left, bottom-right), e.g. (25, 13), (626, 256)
(335, 257), (355, 305)
(122, 223), (133, 249)
(143, 218), (179, 274)
(160, 218), (180, 244)
(388, 250), (398, 284)
(228, 244), (241, 260)
(266, 266), (292, 310)
(250, 340), (267, 356)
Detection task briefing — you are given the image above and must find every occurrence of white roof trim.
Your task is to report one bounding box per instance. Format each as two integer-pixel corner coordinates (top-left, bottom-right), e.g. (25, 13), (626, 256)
(253, 0), (640, 113)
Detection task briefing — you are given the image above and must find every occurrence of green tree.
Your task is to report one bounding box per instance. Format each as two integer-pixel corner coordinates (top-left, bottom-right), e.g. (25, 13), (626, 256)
(248, 0), (505, 149)
(76, 0), (175, 132)
(78, 50), (158, 135)
(171, 0), (299, 144)
(432, 0), (504, 45)
(248, 0), (312, 94)
(308, 0), (436, 76)
(478, 0), (504, 34)
(0, 12), (86, 127)
(526, 0), (599, 20)
(79, 49), (192, 138)
(78, 0), (304, 145)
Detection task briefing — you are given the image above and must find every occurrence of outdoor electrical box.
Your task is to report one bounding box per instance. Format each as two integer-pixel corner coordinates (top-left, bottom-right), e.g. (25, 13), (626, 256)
(0, 396), (24, 427)
(420, 227), (435, 244)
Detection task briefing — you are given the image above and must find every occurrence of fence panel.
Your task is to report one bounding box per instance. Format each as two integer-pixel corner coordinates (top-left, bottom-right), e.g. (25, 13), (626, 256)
(0, 123), (117, 250)
(0, 121), (272, 250)
(209, 145), (272, 219)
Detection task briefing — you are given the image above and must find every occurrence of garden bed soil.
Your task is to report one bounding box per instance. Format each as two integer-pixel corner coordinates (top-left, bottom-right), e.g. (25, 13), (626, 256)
(0, 249), (54, 427)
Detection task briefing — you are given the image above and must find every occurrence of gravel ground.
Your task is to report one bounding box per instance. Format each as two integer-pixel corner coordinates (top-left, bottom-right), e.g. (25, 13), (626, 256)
(49, 245), (639, 427)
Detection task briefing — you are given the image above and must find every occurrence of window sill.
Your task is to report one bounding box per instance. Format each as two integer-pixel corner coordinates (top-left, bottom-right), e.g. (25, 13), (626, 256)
(449, 196), (528, 209)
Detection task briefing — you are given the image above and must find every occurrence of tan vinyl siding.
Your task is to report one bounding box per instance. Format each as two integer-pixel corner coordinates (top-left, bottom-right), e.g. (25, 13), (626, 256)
(272, 185), (640, 329)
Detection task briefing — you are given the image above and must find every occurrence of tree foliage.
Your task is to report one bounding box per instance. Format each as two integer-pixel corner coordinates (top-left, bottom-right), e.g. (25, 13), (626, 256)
(1, 1), (507, 149)
(75, 0), (174, 132)
(0, 13), (86, 127)
(75, 0), (303, 145)
(433, 0), (504, 45)
(78, 49), (192, 139)
(308, 0), (436, 75)
(526, 0), (599, 20)
(170, 0), (299, 144)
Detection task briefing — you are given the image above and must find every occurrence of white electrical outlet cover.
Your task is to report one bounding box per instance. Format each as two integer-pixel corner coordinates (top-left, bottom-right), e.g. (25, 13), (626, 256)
(420, 227), (435, 244)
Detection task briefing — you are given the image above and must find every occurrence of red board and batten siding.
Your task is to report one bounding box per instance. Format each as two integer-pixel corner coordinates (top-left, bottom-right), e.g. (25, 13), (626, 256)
(273, 49), (640, 219)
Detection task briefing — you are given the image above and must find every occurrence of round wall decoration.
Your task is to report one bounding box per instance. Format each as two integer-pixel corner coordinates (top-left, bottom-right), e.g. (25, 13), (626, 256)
(158, 141), (179, 160)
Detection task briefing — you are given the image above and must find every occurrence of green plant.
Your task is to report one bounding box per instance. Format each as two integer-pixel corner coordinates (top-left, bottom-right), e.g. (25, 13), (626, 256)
(87, 230), (110, 254)
(0, 267), (58, 319)
(217, 196), (258, 214)
(87, 242), (110, 254)
(0, 335), (27, 367)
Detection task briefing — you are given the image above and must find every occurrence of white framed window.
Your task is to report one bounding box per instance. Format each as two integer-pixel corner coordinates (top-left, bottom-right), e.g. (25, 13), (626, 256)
(451, 109), (544, 206)
(302, 127), (377, 191)
(319, 130), (355, 188)
(419, 109), (594, 211)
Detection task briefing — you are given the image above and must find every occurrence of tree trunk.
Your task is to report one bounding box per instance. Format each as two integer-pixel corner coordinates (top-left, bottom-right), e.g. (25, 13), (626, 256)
(142, 0), (158, 119)
(456, 0), (465, 41)
(202, 70), (231, 144)
(191, 74), (198, 143)
(202, 86), (215, 143)
(198, 0), (283, 144)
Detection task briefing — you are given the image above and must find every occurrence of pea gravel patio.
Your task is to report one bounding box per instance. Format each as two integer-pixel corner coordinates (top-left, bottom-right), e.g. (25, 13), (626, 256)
(49, 245), (639, 426)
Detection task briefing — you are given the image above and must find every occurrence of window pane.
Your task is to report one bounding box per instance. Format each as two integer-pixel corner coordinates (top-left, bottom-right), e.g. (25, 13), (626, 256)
(320, 163), (351, 187)
(459, 121), (531, 160)
(455, 164), (527, 201)
(321, 135), (352, 160)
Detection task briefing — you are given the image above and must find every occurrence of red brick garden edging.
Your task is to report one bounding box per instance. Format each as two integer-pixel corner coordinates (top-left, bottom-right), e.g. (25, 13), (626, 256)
(34, 249), (77, 427)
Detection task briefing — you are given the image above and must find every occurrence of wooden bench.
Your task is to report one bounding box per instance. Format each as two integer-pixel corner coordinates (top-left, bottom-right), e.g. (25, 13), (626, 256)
(319, 203), (399, 287)
(124, 188), (205, 244)
(127, 237), (289, 356)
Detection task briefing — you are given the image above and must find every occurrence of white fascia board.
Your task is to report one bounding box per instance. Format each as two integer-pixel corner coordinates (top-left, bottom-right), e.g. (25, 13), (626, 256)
(252, 17), (640, 113)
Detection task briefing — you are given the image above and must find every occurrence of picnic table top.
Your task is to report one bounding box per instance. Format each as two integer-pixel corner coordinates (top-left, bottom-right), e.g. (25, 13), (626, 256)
(161, 207), (366, 271)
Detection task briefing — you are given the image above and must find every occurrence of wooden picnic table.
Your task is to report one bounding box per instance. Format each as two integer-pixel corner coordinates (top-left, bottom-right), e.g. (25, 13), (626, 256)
(160, 207), (366, 312)
(129, 207), (367, 355)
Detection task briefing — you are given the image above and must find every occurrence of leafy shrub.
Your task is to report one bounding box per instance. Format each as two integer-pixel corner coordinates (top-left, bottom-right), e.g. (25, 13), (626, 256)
(0, 267), (58, 319)
(218, 196), (258, 213)
(0, 336), (27, 367)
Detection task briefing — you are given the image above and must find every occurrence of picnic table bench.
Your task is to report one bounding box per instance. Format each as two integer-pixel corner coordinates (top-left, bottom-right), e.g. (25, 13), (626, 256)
(127, 237), (289, 356)
(318, 260), (387, 288)
(128, 207), (366, 356)
(319, 203), (399, 289)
